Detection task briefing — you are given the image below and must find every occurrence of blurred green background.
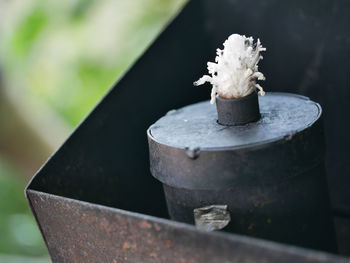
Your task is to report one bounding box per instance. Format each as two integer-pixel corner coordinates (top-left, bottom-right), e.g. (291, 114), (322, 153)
(0, 0), (186, 261)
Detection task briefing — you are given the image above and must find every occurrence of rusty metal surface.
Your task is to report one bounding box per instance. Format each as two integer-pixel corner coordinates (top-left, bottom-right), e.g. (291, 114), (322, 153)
(27, 190), (348, 263)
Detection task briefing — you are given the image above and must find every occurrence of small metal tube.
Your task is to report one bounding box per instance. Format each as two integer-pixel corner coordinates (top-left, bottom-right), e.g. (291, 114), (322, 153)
(216, 91), (260, 125)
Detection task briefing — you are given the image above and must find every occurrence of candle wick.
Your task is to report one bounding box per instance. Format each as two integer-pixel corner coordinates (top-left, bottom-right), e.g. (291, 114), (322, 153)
(194, 34), (266, 104)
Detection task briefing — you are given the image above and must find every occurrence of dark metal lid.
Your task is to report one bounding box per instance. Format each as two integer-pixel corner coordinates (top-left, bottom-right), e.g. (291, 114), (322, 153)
(149, 93), (321, 150)
(147, 92), (324, 190)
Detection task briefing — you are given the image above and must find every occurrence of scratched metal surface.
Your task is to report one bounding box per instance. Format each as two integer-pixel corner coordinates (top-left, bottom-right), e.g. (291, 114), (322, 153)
(27, 190), (348, 263)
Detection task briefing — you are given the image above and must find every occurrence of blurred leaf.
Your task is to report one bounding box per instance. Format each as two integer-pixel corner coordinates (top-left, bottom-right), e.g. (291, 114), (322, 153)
(0, 0), (187, 257)
(10, 6), (48, 57)
(71, 0), (96, 21)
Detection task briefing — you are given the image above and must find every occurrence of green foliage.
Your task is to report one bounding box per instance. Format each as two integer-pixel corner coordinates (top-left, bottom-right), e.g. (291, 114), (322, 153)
(0, 0), (187, 258)
(70, 0), (96, 21)
(0, 158), (46, 256)
(10, 6), (48, 57)
(3, 0), (188, 127)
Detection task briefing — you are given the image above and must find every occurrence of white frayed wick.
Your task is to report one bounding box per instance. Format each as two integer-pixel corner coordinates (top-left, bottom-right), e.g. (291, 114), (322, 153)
(194, 34), (266, 104)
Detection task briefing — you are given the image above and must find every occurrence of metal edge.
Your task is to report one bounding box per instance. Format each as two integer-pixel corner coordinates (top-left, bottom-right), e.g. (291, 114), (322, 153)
(26, 189), (55, 260)
(26, 189), (349, 262)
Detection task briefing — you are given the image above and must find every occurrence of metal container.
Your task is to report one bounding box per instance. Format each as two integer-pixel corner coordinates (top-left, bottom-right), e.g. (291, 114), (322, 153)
(148, 92), (337, 252)
(25, 0), (350, 261)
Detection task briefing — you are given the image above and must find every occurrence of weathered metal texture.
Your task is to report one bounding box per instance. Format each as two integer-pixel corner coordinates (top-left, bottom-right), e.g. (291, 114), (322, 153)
(148, 93), (336, 252)
(216, 91), (260, 125)
(25, 0), (350, 261)
(27, 189), (348, 263)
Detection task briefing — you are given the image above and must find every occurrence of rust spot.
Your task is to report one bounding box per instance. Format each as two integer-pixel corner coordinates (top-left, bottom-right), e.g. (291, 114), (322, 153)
(166, 239), (173, 248)
(248, 223), (255, 230)
(123, 241), (136, 249)
(139, 220), (152, 229)
(123, 242), (131, 249)
(149, 252), (157, 258)
(267, 218), (272, 224)
(154, 223), (162, 231)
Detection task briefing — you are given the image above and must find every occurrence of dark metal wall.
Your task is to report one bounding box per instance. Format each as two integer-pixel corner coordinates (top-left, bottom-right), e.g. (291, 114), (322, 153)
(203, 0), (350, 209)
(28, 0), (211, 218)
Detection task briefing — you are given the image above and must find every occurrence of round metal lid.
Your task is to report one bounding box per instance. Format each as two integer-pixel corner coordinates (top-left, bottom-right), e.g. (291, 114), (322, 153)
(149, 92), (321, 150)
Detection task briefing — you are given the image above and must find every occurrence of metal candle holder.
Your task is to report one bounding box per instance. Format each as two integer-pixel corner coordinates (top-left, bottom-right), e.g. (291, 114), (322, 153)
(25, 0), (350, 261)
(148, 92), (337, 252)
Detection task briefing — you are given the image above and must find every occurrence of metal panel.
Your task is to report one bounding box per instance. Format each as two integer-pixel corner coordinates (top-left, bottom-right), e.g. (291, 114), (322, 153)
(27, 190), (348, 263)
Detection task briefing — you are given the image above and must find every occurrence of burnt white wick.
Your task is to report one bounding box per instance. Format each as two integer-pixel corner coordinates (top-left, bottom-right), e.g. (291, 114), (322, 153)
(194, 34), (266, 104)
